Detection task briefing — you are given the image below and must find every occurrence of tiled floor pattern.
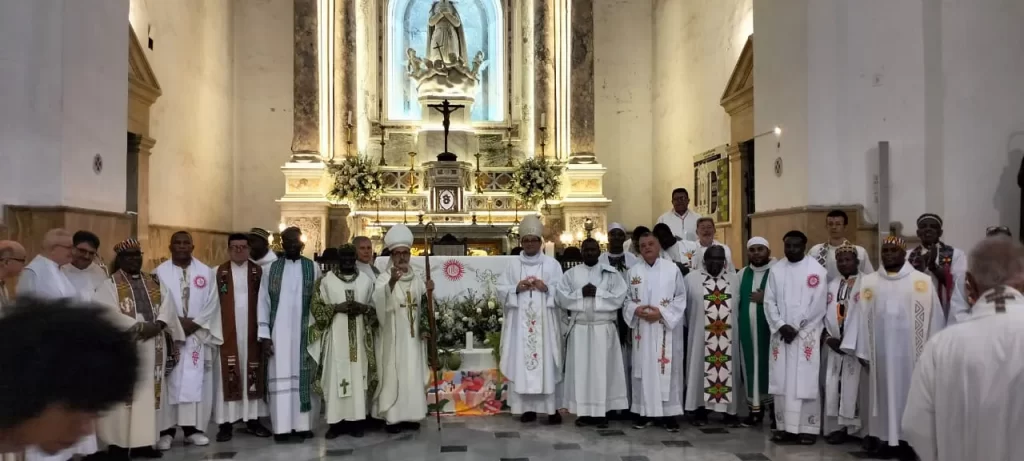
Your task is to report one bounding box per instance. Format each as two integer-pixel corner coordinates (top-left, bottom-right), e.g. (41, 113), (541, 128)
(155, 415), (873, 461)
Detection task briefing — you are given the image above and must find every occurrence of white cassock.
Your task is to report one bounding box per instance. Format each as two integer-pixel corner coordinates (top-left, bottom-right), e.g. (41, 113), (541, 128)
(764, 257), (828, 435)
(691, 241), (736, 273)
(598, 251), (639, 403)
(683, 269), (742, 414)
(257, 258), (322, 434)
(372, 268), (428, 424)
(212, 262), (265, 424)
(807, 242), (874, 282)
(555, 263), (628, 416)
(902, 286), (1024, 461)
(623, 258), (687, 417)
(823, 275), (864, 434)
(310, 271), (375, 424)
(497, 253), (565, 415)
(597, 251), (637, 270)
(62, 263), (108, 299)
(155, 260), (223, 432)
(656, 209), (702, 241)
(851, 263), (944, 446)
(18, 256), (99, 461)
(93, 275), (186, 448)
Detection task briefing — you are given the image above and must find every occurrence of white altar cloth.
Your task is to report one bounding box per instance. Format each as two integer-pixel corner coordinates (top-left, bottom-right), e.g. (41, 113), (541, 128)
(373, 256), (515, 300)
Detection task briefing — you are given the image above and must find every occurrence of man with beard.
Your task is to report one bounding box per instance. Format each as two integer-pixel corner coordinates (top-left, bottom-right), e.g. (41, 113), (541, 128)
(212, 234), (271, 442)
(684, 245), (742, 427)
(257, 227), (321, 442)
(372, 225), (430, 433)
(765, 230), (827, 445)
(690, 218), (735, 272)
(851, 235), (944, 460)
(624, 232), (687, 432)
(62, 231), (108, 296)
(310, 245), (378, 438)
(154, 232), (222, 450)
(807, 210), (873, 282)
(93, 238), (186, 459)
(497, 216), (565, 425)
(907, 214), (968, 323)
(556, 238), (628, 428)
(352, 236), (380, 281)
(822, 245), (865, 444)
(248, 228), (278, 272)
(736, 237), (775, 427)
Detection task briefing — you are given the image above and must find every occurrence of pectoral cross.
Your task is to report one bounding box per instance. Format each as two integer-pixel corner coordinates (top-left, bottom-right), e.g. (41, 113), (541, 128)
(404, 291), (416, 337)
(340, 379), (350, 394)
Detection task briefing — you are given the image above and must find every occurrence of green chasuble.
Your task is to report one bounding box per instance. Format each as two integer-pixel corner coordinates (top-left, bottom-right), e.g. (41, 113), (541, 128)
(308, 271), (380, 402)
(268, 257), (316, 412)
(738, 266), (771, 403)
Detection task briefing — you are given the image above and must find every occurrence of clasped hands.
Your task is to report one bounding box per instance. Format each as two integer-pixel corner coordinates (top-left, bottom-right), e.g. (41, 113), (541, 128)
(334, 300), (372, 315)
(134, 321), (164, 341)
(635, 305), (663, 322)
(515, 278), (548, 294)
(581, 283), (597, 298)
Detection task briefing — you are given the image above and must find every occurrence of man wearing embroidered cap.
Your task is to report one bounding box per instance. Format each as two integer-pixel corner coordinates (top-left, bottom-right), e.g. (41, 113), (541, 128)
(598, 223), (639, 415)
(372, 224), (430, 432)
(849, 234), (944, 459)
(93, 238), (186, 459)
(807, 210), (874, 282)
(736, 236), (776, 428)
(248, 228), (278, 272)
(154, 231), (223, 449)
(821, 244), (866, 444)
(907, 214), (968, 324)
(497, 215), (565, 425)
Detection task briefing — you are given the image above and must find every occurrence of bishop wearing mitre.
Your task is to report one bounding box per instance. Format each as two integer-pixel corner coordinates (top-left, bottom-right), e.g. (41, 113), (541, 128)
(498, 215), (565, 425)
(310, 244), (379, 439)
(373, 225), (431, 433)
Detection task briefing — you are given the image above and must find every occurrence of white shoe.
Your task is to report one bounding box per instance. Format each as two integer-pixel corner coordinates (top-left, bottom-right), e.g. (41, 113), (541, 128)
(185, 432), (210, 446)
(156, 434), (173, 451)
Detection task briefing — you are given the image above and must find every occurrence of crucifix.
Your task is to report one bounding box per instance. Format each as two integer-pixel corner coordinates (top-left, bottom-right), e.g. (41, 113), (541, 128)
(428, 99), (464, 161)
(340, 379), (350, 394)
(433, 43), (446, 67)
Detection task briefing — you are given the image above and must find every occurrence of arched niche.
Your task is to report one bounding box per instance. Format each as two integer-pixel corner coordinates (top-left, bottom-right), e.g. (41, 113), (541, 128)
(385, 0), (504, 122)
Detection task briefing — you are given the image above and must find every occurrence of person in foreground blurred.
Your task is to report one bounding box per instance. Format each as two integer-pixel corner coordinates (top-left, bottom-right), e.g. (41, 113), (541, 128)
(902, 236), (1024, 461)
(0, 298), (138, 456)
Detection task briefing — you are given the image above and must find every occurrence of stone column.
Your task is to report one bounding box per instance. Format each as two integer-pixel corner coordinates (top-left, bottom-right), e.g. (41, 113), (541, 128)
(290, 0), (320, 162)
(569, 0), (596, 164)
(534, 0), (555, 158)
(136, 136), (156, 251)
(334, 0), (356, 158)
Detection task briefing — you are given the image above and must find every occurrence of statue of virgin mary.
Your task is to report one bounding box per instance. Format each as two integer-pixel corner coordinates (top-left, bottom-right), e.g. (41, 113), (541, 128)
(426, 0), (468, 65)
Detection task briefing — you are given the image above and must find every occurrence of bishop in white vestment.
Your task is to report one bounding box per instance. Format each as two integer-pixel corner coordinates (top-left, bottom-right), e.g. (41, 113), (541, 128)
(155, 232), (223, 449)
(556, 239), (628, 426)
(684, 245), (743, 425)
(623, 233), (687, 431)
(372, 225), (429, 432)
(764, 231), (827, 444)
(310, 245), (379, 438)
(851, 236), (944, 458)
(257, 227), (322, 440)
(498, 216), (565, 424)
(93, 239), (185, 459)
(822, 245), (865, 443)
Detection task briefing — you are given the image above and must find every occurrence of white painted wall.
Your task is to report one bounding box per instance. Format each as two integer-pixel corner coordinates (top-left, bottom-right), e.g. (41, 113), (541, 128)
(652, 0), (752, 221)
(129, 0), (236, 231)
(594, 0), (654, 229)
(232, 0), (294, 231)
(0, 0), (128, 216)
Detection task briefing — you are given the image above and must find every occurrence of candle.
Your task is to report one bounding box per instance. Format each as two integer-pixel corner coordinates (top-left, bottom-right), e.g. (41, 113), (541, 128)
(540, 114), (546, 129)
(465, 331), (474, 350)
(544, 241), (555, 257)
(346, 111), (353, 126)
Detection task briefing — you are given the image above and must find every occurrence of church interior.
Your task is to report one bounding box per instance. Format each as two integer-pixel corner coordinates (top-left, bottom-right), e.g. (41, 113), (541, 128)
(2, 0), (1024, 459)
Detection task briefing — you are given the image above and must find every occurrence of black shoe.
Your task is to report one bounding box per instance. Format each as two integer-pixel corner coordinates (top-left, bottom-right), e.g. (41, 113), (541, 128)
(662, 417), (680, 433)
(244, 420), (272, 438)
(520, 411), (537, 423)
(825, 430), (847, 445)
(106, 446), (130, 461)
(632, 417), (652, 429)
(722, 414), (741, 428)
(797, 434), (817, 445)
(385, 424), (402, 434)
(863, 436), (882, 453)
(350, 425), (365, 438)
(689, 408), (709, 427)
(771, 431), (797, 444)
(129, 447), (163, 459)
(325, 422), (347, 440)
(216, 423), (233, 442)
(400, 421), (421, 431)
(273, 434), (291, 443)
(740, 410), (763, 428)
(574, 416), (591, 427)
(545, 413), (562, 425)
(295, 430), (314, 439)
(594, 417), (609, 429)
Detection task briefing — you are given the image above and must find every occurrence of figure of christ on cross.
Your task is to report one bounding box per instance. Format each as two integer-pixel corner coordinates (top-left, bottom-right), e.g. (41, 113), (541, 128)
(428, 99), (465, 161)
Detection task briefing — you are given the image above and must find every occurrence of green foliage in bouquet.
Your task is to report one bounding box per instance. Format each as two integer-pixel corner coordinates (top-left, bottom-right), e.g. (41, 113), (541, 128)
(432, 289), (503, 351)
(510, 157), (563, 207)
(326, 155), (385, 203)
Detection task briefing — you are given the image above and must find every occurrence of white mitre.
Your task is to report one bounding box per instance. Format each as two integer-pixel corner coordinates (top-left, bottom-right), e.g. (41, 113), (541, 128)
(384, 224), (414, 250)
(519, 215), (543, 239)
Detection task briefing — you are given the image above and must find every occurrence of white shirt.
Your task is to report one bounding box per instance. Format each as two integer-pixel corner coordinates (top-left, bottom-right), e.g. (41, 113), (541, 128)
(656, 209), (702, 241)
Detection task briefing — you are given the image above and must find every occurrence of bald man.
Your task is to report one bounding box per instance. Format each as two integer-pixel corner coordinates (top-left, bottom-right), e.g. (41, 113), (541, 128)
(0, 241), (27, 309)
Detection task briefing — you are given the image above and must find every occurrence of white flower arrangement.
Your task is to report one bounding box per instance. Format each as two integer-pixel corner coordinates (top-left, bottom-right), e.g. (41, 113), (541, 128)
(327, 155), (385, 203)
(433, 290), (503, 350)
(510, 157), (563, 207)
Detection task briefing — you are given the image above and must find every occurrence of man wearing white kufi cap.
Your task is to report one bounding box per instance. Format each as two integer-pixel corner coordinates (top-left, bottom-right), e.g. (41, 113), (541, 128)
(372, 224), (430, 433)
(497, 215), (565, 424)
(735, 236), (777, 427)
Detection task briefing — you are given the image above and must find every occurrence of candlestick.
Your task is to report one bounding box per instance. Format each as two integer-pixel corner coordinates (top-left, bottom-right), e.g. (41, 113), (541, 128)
(346, 111), (353, 126)
(540, 113), (546, 129)
(465, 331), (474, 350)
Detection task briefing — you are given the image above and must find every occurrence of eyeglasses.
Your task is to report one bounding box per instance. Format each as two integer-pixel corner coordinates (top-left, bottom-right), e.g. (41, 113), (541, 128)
(229, 245), (250, 252)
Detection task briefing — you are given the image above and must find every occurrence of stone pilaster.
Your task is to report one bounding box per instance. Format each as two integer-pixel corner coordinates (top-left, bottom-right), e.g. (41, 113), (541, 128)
(280, 162), (330, 257)
(534, 0), (555, 158)
(569, 0), (596, 164)
(290, 0), (320, 162)
(334, 0), (356, 158)
(136, 135), (156, 251)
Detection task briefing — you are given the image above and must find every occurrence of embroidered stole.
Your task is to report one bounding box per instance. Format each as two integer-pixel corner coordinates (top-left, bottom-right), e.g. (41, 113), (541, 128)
(824, 277), (861, 422)
(701, 275), (734, 410)
(308, 273), (379, 402)
(738, 267), (770, 400)
(216, 262), (264, 402)
(630, 263), (676, 401)
(859, 271), (933, 417)
(112, 271), (165, 409)
(267, 257), (316, 412)
(908, 243), (956, 316)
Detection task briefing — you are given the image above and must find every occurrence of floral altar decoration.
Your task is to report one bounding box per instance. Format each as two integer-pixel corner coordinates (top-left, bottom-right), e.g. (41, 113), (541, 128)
(326, 155), (385, 203)
(510, 157), (563, 207)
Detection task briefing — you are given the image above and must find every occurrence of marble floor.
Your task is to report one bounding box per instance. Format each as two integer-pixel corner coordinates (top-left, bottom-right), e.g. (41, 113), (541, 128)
(153, 415), (883, 461)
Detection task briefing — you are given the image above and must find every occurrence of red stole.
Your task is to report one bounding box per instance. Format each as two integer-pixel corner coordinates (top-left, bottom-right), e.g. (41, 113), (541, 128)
(216, 261), (264, 401)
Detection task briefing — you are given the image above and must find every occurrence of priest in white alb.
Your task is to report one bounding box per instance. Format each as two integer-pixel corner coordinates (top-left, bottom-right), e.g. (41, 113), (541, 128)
(684, 245), (743, 427)
(807, 210), (874, 282)
(373, 224), (430, 433)
(155, 231), (222, 450)
(851, 235), (944, 460)
(690, 218), (735, 272)
(902, 236), (1024, 461)
(764, 230), (827, 445)
(310, 244), (379, 438)
(822, 244), (864, 444)
(62, 231), (108, 297)
(93, 238), (185, 460)
(556, 238), (628, 428)
(598, 223), (639, 416)
(211, 234), (272, 442)
(257, 227), (321, 442)
(498, 215), (565, 425)
(623, 232), (687, 432)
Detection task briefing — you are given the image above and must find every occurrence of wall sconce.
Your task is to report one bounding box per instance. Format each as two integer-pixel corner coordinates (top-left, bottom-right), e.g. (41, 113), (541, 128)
(754, 126), (783, 149)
